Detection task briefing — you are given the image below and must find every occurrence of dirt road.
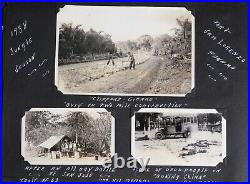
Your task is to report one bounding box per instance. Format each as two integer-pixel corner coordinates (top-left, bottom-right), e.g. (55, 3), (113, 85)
(58, 54), (192, 95)
(134, 131), (223, 166)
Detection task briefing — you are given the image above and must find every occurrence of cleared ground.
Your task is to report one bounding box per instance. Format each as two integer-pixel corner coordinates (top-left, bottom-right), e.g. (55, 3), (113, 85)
(134, 131), (224, 166)
(58, 52), (192, 95)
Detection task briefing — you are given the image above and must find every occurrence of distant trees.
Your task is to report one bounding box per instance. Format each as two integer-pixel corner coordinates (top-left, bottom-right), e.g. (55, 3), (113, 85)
(59, 24), (116, 59)
(115, 40), (138, 54)
(59, 17), (192, 60)
(152, 34), (172, 56)
(136, 35), (153, 51)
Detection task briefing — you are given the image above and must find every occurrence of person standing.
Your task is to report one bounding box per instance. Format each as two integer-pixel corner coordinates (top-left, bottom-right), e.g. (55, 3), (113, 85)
(128, 52), (135, 70)
(73, 141), (77, 152)
(69, 141), (73, 151)
(107, 52), (115, 66)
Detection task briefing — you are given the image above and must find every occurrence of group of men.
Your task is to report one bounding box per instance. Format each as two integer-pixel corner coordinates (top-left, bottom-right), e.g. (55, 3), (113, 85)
(61, 140), (78, 155)
(107, 52), (136, 70)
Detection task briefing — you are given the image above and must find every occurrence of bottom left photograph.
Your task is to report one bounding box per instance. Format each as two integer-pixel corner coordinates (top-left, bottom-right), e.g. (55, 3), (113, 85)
(21, 108), (115, 165)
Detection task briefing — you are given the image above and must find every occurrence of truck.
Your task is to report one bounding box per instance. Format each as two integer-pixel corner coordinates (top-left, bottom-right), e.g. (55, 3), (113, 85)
(155, 116), (192, 139)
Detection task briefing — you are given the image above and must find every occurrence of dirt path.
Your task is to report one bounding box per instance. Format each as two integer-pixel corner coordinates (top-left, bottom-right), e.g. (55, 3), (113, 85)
(60, 56), (166, 94)
(134, 131), (223, 166)
(58, 54), (192, 95)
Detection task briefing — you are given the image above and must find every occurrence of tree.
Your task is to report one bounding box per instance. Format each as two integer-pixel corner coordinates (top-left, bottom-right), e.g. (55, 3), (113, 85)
(59, 23), (76, 59)
(176, 17), (192, 40)
(152, 34), (172, 55)
(137, 35), (153, 51)
(84, 30), (100, 57)
(64, 112), (94, 144)
(73, 25), (86, 56)
(59, 24), (117, 60)
(90, 112), (112, 154)
(25, 111), (60, 146)
(127, 40), (138, 51)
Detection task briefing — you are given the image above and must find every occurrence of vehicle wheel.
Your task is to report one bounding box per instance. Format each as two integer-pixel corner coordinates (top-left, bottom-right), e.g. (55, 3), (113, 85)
(155, 132), (164, 140)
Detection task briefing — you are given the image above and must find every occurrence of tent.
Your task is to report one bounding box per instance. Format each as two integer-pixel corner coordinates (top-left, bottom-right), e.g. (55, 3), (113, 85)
(38, 135), (71, 151)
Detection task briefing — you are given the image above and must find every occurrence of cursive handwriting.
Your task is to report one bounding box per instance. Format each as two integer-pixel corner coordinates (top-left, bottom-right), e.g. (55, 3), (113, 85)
(10, 20), (27, 37)
(10, 37), (32, 56)
(14, 52), (36, 73)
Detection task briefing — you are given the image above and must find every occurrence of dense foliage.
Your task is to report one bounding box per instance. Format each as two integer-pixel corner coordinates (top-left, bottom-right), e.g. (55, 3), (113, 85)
(59, 24), (117, 59)
(58, 18), (192, 62)
(25, 111), (112, 154)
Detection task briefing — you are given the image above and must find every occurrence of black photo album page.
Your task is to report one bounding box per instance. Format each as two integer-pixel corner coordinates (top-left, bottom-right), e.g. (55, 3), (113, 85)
(2, 2), (248, 182)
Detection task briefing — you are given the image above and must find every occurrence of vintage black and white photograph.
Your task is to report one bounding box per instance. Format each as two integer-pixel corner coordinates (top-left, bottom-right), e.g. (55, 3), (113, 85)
(55, 5), (194, 96)
(131, 109), (226, 166)
(21, 108), (114, 165)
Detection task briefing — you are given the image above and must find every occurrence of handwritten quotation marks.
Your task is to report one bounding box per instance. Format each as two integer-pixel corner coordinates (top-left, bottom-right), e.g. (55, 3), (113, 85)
(20, 165), (219, 182)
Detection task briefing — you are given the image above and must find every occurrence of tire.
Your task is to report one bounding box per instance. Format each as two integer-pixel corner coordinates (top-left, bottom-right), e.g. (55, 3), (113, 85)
(155, 132), (164, 140)
(183, 131), (190, 138)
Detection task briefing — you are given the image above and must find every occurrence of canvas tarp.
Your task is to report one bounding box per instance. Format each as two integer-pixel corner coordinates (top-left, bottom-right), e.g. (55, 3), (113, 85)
(38, 135), (66, 149)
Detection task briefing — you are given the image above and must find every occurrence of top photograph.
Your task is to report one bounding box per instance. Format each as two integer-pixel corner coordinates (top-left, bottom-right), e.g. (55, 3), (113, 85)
(55, 5), (195, 96)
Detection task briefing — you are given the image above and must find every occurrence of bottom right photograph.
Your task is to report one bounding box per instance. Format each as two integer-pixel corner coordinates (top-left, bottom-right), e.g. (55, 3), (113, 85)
(131, 108), (226, 166)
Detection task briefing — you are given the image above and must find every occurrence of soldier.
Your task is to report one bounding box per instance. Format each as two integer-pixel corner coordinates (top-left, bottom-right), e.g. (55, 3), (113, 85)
(107, 52), (115, 66)
(128, 52), (135, 70)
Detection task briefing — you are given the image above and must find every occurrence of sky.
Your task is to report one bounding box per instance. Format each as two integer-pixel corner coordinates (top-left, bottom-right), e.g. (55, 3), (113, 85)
(58, 5), (193, 42)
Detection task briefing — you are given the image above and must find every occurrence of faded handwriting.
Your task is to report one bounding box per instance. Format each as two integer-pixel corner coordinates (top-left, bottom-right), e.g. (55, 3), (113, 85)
(64, 102), (85, 108)
(204, 30), (245, 63)
(208, 75), (217, 82)
(39, 58), (47, 67)
(10, 20), (27, 37)
(219, 72), (228, 80)
(208, 51), (236, 70)
(64, 100), (187, 109)
(217, 39), (245, 63)
(10, 37), (32, 56)
(207, 63), (215, 70)
(14, 52), (36, 73)
(213, 20), (231, 34)
(28, 68), (37, 76)
(207, 63), (228, 81)
(19, 165), (222, 182)
(26, 58), (48, 77)
(42, 70), (50, 78)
